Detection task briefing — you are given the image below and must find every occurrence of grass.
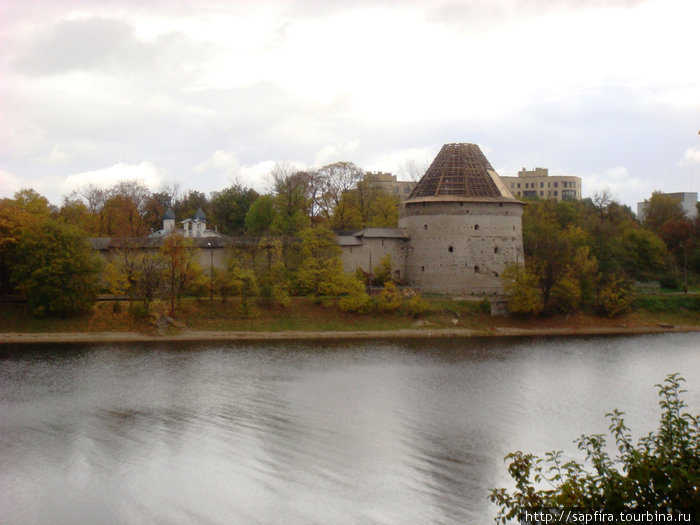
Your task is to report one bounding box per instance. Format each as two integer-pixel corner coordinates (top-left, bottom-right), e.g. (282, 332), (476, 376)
(0, 293), (698, 335)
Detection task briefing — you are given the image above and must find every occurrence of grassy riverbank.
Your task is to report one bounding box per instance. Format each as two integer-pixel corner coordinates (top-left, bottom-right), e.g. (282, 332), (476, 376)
(0, 294), (699, 341)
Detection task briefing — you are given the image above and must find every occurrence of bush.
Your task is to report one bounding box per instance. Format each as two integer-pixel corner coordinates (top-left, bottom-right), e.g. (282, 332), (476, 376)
(338, 289), (372, 313)
(376, 282), (402, 312)
(490, 374), (700, 523)
(502, 265), (543, 315)
(403, 295), (428, 318)
(598, 277), (635, 317)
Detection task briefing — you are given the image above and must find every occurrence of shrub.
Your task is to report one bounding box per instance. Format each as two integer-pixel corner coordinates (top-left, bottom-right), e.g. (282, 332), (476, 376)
(403, 295), (428, 318)
(598, 277), (635, 317)
(490, 374), (700, 523)
(502, 265), (543, 315)
(338, 289), (372, 313)
(376, 282), (402, 312)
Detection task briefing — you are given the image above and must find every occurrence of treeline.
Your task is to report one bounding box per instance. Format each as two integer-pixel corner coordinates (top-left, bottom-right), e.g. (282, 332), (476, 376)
(58, 161), (400, 238)
(0, 161), (404, 317)
(504, 192), (700, 316)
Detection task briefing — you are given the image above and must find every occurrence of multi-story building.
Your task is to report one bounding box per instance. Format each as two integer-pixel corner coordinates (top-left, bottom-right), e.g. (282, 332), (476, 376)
(364, 171), (415, 198)
(637, 192), (698, 220)
(500, 167), (582, 201)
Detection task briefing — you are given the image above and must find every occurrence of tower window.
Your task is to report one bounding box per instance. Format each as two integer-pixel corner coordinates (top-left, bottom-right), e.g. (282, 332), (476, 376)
(474, 265), (480, 273)
(421, 266), (425, 272)
(494, 246), (499, 254)
(448, 246), (454, 253)
(424, 224), (428, 230)
(475, 224), (479, 230)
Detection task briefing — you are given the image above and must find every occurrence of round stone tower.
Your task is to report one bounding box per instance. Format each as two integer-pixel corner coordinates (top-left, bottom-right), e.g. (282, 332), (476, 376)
(398, 143), (524, 296)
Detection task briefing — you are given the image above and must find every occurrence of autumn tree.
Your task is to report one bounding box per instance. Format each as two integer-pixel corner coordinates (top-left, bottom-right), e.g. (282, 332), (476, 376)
(642, 192), (687, 233)
(0, 190), (53, 293)
(293, 226), (361, 296)
(521, 200), (599, 314)
(12, 218), (102, 316)
(160, 233), (202, 313)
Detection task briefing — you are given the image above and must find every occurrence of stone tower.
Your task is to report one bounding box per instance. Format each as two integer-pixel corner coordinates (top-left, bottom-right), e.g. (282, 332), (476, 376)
(398, 143), (524, 295)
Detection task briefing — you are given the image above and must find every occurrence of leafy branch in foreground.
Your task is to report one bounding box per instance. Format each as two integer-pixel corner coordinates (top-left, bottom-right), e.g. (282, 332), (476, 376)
(489, 374), (699, 523)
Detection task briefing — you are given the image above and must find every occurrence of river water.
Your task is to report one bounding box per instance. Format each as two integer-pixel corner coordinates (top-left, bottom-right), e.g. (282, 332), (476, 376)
(0, 333), (698, 525)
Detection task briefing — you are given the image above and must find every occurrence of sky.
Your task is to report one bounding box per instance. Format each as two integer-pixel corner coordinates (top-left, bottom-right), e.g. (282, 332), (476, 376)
(1, 0), (699, 211)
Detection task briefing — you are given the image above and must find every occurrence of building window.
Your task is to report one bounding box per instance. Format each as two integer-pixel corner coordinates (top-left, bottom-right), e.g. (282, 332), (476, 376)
(540, 182), (544, 188)
(475, 224), (479, 230)
(424, 224), (428, 230)
(554, 191), (558, 196)
(474, 265), (480, 273)
(421, 266), (425, 272)
(448, 246), (454, 252)
(554, 182), (558, 187)
(517, 183), (521, 188)
(494, 246), (499, 254)
(540, 191), (543, 196)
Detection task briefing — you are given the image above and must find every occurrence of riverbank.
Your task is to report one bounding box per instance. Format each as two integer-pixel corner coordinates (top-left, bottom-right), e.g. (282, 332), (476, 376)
(1, 323), (698, 344)
(1, 296), (699, 344)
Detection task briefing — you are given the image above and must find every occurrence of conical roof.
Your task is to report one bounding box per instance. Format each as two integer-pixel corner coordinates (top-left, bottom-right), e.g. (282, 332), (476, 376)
(163, 207), (176, 220)
(407, 143), (517, 202)
(193, 208), (207, 220)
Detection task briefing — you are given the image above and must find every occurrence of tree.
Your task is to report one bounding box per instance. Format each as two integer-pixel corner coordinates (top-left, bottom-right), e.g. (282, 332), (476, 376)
(316, 161), (364, 229)
(270, 166), (313, 236)
(502, 265), (544, 315)
(210, 185), (259, 235)
(293, 226), (360, 296)
(160, 233), (202, 313)
(12, 218), (102, 316)
(245, 194), (277, 236)
(642, 192), (687, 233)
(175, 190), (208, 222)
(522, 201), (599, 314)
(490, 374), (699, 523)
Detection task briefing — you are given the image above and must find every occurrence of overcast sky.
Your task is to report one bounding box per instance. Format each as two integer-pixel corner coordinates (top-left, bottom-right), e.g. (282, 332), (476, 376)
(2, 0), (699, 210)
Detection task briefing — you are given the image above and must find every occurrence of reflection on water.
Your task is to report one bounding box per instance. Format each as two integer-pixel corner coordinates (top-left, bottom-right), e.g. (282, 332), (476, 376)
(0, 334), (698, 524)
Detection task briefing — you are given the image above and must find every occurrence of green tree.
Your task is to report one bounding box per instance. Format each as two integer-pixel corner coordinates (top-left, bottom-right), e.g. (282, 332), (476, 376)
(245, 194), (277, 236)
(12, 219), (102, 316)
(210, 185), (259, 235)
(490, 374), (699, 523)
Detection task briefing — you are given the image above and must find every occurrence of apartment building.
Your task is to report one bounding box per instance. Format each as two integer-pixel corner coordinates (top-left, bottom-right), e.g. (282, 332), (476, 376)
(500, 167), (582, 201)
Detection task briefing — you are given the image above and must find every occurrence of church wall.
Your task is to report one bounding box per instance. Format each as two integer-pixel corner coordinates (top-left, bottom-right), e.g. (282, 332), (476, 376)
(398, 201), (523, 295)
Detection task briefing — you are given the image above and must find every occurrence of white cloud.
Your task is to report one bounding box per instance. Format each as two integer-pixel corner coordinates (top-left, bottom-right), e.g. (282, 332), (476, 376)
(581, 166), (654, 208)
(0, 170), (24, 198)
(314, 141), (361, 166)
(36, 146), (70, 165)
(195, 150), (240, 177)
(679, 146), (700, 167)
(61, 161), (165, 194)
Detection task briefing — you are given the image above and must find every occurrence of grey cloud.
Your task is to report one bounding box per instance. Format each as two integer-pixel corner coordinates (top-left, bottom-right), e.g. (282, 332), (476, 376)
(13, 16), (211, 79)
(14, 18), (141, 75)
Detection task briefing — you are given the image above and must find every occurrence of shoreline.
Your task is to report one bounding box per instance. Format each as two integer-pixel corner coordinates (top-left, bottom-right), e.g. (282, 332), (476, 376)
(1, 324), (698, 344)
